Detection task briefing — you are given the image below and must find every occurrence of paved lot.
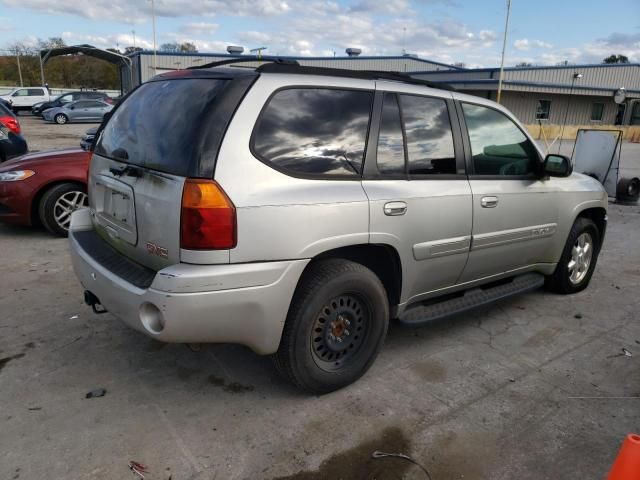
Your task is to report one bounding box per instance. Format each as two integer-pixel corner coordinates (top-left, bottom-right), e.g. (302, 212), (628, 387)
(0, 118), (639, 479)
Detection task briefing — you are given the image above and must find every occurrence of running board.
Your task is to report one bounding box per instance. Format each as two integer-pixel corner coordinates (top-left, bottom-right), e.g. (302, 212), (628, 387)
(398, 273), (545, 327)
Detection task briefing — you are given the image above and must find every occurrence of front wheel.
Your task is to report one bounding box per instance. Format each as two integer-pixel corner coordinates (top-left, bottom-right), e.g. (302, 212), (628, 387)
(38, 183), (88, 236)
(272, 259), (389, 394)
(54, 113), (68, 125)
(546, 217), (601, 294)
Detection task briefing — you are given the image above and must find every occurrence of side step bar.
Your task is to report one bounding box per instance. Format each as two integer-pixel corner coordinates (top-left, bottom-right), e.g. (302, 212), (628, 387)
(398, 273), (545, 327)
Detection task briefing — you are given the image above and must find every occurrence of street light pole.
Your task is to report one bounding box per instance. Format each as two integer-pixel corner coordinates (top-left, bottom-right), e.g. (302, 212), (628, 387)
(149, 0), (157, 74)
(496, 0), (512, 104)
(558, 72), (582, 153)
(15, 48), (23, 87)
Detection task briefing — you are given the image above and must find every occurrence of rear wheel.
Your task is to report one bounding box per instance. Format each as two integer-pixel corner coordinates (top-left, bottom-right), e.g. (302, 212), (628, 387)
(273, 259), (389, 394)
(54, 113), (68, 125)
(545, 217), (600, 294)
(38, 183), (88, 236)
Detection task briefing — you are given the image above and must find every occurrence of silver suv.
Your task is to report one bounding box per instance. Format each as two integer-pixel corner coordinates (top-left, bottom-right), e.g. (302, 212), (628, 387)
(69, 61), (607, 393)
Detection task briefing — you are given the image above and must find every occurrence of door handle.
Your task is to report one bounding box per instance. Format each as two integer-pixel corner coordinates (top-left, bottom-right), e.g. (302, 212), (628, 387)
(384, 201), (407, 216)
(481, 196), (498, 208)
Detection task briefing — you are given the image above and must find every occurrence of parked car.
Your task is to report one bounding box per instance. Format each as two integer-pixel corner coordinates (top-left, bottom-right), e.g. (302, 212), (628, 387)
(43, 100), (113, 124)
(69, 64), (608, 393)
(0, 87), (51, 114)
(0, 102), (28, 162)
(32, 91), (113, 116)
(80, 127), (99, 151)
(0, 148), (90, 235)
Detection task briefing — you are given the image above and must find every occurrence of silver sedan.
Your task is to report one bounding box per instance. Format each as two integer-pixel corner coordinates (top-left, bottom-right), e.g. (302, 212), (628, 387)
(43, 100), (113, 124)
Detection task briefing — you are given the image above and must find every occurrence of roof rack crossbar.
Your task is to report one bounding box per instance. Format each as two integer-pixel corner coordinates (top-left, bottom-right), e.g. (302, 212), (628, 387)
(254, 63), (454, 90)
(188, 56), (299, 70)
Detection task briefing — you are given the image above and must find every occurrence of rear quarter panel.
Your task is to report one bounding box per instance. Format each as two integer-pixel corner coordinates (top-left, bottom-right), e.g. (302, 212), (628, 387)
(214, 74), (376, 263)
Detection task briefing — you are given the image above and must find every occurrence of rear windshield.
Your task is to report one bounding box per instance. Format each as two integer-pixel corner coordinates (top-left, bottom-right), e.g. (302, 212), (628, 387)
(95, 78), (228, 177)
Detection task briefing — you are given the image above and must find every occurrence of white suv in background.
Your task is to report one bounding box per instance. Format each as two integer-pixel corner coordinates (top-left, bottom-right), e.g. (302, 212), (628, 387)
(0, 87), (51, 113)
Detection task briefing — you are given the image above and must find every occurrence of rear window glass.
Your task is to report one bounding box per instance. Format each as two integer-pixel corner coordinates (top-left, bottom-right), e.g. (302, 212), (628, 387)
(95, 79), (228, 177)
(252, 88), (373, 177)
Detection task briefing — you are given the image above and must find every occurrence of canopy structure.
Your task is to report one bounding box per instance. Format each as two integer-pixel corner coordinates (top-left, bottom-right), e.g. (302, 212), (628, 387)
(39, 44), (133, 94)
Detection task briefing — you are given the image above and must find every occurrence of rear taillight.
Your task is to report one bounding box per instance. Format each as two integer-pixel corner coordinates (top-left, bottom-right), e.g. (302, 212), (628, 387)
(0, 116), (20, 135)
(180, 179), (236, 250)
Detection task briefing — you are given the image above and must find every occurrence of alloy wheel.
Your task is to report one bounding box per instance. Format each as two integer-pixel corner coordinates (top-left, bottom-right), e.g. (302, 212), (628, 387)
(53, 191), (88, 231)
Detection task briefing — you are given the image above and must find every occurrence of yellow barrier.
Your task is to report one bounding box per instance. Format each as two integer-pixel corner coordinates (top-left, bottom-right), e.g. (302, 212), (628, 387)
(524, 124), (640, 141)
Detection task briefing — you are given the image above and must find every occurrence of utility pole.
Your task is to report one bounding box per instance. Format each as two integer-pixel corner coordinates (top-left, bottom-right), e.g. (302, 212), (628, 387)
(15, 47), (23, 87)
(149, 0), (157, 74)
(496, 0), (512, 104)
(132, 30), (136, 49)
(39, 51), (46, 86)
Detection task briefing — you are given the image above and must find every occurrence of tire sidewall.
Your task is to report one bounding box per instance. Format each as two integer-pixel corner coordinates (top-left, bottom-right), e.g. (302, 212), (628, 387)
(289, 265), (388, 392)
(556, 219), (600, 293)
(39, 183), (86, 236)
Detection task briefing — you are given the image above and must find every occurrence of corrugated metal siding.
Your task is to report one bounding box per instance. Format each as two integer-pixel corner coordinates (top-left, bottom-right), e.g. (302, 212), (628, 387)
(503, 65), (639, 90)
(134, 53), (454, 84)
(500, 92), (618, 125)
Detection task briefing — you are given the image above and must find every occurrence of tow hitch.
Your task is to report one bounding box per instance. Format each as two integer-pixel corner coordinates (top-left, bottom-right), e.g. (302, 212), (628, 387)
(84, 290), (108, 314)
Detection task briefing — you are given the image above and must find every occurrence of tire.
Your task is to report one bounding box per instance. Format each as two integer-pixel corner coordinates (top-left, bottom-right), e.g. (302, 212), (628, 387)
(616, 177), (640, 203)
(54, 113), (68, 125)
(545, 217), (601, 294)
(272, 259), (389, 394)
(38, 183), (88, 237)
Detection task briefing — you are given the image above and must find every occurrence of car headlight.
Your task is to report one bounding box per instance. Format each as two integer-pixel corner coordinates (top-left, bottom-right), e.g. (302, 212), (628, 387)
(0, 170), (35, 181)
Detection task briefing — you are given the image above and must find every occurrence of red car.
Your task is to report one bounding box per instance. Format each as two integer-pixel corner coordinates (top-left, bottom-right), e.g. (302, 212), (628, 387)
(0, 149), (90, 236)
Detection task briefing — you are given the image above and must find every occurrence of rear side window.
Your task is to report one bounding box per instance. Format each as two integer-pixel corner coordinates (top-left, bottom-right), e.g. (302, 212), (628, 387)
(252, 88), (373, 177)
(399, 95), (456, 175)
(28, 89), (44, 96)
(96, 79), (228, 177)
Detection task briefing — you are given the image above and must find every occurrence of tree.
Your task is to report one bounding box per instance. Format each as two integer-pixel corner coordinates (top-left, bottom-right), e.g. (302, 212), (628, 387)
(106, 47), (122, 55)
(38, 37), (67, 51)
(515, 61), (532, 67)
(179, 42), (198, 53)
(603, 54), (629, 64)
(160, 42), (180, 52)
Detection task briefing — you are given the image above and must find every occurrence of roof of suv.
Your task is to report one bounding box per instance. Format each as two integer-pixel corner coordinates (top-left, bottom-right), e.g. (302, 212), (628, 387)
(153, 57), (453, 91)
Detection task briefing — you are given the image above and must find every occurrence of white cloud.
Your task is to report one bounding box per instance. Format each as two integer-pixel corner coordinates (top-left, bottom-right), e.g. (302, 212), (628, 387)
(3, 0), (291, 23)
(513, 38), (553, 51)
(179, 22), (219, 36)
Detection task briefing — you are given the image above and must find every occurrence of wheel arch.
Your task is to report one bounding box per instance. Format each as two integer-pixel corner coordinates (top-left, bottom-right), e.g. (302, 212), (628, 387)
(30, 179), (87, 226)
(575, 206), (607, 250)
(300, 244), (403, 316)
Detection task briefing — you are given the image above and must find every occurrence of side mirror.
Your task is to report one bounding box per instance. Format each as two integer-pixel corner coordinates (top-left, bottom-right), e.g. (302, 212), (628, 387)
(69, 105), (75, 110)
(543, 154), (572, 177)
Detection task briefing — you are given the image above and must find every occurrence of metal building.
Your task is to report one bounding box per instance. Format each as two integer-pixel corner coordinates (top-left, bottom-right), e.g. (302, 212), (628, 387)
(124, 51), (460, 91)
(411, 63), (640, 126)
(123, 50), (640, 126)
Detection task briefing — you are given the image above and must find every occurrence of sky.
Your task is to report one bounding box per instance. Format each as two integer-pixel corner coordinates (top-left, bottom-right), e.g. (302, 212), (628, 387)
(0, 0), (639, 68)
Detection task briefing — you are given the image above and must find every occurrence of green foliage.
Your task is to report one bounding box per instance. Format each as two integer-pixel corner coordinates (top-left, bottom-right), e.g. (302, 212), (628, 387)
(603, 54), (629, 64)
(0, 36), (120, 89)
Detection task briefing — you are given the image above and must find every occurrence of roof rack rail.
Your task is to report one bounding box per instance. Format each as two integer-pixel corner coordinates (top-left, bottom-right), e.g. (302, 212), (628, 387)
(255, 63), (454, 91)
(188, 56), (299, 70)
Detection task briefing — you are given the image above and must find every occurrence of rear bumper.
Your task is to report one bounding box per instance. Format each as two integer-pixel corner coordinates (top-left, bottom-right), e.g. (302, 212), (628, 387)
(68, 209), (308, 354)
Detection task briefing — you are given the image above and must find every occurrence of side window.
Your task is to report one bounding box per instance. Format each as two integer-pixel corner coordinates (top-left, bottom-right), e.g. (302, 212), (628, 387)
(376, 93), (405, 174)
(399, 94), (456, 175)
(86, 101), (105, 108)
(28, 89), (44, 96)
(253, 88), (372, 177)
(72, 101), (89, 108)
(12, 90), (28, 97)
(462, 103), (539, 176)
(60, 95), (73, 103)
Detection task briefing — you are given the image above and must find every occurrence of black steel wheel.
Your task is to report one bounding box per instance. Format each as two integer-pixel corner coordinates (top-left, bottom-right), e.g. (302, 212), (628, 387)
(273, 259), (389, 394)
(310, 294), (371, 372)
